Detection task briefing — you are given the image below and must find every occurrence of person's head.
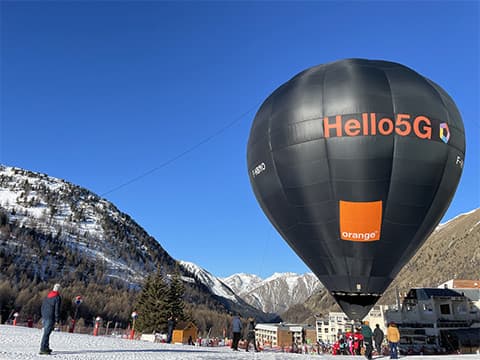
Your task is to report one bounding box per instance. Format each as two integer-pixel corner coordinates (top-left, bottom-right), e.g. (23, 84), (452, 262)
(53, 283), (61, 292)
(376, 324), (380, 328)
(363, 320), (369, 326)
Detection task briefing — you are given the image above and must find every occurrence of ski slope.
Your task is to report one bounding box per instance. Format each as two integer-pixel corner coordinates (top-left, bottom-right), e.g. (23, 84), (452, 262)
(0, 325), (477, 359)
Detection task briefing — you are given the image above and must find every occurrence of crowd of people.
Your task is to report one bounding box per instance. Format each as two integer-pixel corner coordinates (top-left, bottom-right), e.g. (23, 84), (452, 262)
(226, 315), (401, 357)
(36, 283), (401, 357)
(330, 321), (400, 359)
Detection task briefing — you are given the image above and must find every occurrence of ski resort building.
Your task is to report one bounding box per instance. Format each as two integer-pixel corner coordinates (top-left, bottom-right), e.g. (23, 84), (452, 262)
(384, 284), (480, 354)
(315, 306), (392, 344)
(362, 304), (389, 332)
(313, 280), (480, 354)
(254, 323), (316, 348)
(314, 312), (352, 343)
(438, 279), (480, 310)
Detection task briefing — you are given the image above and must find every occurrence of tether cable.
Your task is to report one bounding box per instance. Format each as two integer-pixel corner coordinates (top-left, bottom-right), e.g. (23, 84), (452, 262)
(100, 102), (260, 197)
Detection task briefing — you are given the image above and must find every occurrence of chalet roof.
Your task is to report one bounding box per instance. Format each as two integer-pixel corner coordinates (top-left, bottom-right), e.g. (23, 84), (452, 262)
(174, 321), (197, 330)
(406, 288), (465, 300)
(455, 289), (480, 302)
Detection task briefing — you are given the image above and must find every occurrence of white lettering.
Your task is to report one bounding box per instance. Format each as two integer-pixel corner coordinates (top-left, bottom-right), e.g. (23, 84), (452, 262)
(456, 155), (464, 168)
(251, 162), (266, 178)
(342, 231), (377, 240)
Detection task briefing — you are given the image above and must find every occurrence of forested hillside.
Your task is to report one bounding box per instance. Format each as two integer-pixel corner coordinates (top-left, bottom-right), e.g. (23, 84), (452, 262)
(0, 166), (270, 336)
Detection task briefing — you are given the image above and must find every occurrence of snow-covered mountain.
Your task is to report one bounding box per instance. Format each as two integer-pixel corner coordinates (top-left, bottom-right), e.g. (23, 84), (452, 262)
(179, 261), (239, 303)
(180, 261), (322, 316)
(178, 261), (279, 320)
(221, 273), (263, 295)
(0, 165), (276, 323)
(222, 272), (323, 314)
(0, 165), (174, 284)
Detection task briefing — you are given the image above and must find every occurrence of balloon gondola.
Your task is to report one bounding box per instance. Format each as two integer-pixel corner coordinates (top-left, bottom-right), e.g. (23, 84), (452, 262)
(247, 59), (465, 320)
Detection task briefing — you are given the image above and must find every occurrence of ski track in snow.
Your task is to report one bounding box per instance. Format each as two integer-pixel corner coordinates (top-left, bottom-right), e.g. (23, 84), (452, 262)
(1, 326), (478, 360)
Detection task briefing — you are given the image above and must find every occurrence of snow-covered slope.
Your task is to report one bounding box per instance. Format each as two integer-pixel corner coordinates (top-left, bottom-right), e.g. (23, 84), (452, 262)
(1, 324), (471, 360)
(179, 261), (239, 302)
(179, 261), (279, 320)
(222, 272), (323, 314)
(220, 273), (262, 295)
(0, 165), (175, 285)
(180, 260), (321, 316)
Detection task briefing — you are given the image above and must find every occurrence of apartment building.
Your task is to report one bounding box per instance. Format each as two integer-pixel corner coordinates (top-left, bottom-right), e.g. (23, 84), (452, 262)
(255, 323), (316, 347)
(315, 311), (353, 343)
(385, 286), (480, 353)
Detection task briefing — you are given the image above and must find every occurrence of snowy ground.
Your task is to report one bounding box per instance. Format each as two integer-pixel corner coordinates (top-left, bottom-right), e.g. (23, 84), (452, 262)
(0, 325), (478, 360)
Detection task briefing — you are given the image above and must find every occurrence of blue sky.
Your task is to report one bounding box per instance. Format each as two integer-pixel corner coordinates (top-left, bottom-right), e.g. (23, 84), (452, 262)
(1, 1), (478, 279)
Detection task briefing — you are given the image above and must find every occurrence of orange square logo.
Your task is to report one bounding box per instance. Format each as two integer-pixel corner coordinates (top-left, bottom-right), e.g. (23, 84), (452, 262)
(339, 200), (382, 242)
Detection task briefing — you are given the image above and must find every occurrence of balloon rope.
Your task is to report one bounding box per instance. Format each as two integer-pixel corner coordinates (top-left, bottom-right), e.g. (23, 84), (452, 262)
(100, 102), (260, 197)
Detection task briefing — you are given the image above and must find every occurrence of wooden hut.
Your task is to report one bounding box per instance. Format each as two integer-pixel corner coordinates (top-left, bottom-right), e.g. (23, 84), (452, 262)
(172, 321), (198, 344)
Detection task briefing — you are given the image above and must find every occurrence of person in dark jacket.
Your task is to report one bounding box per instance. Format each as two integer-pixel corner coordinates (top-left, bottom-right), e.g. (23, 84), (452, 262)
(361, 320), (373, 360)
(373, 324), (384, 355)
(244, 317), (258, 352)
(39, 283), (61, 355)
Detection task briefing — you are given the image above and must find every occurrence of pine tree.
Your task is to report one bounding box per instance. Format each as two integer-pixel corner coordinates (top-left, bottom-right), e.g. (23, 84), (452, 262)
(166, 267), (187, 321)
(133, 270), (169, 333)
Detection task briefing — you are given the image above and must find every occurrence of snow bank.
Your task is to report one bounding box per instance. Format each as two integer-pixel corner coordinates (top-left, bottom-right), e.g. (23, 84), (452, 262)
(0, 325), (477, 359)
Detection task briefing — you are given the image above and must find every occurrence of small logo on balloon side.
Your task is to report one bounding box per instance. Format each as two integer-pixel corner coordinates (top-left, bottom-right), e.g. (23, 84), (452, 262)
(439, 123), (450, 143)
(251, 162), (266, 178)
(456, 155), (464, 168)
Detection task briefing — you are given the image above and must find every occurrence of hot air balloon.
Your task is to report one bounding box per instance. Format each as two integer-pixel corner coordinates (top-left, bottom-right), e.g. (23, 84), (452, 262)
(247, 59), (465, 320)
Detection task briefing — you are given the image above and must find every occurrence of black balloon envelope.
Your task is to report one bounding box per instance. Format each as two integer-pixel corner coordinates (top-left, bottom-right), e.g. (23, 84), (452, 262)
(246, 59), (466, 320)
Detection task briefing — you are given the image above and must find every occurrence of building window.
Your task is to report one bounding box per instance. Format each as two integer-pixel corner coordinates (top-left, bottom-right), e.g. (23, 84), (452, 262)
(440, 304), (451, 315)
(456, 304), (467, 314)
(423, 304), (433, 312)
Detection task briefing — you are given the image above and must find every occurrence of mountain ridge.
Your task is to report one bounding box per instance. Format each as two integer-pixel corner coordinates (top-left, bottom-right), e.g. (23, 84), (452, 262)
(0, 165), (275, 329)
(222, 271), (323, 314)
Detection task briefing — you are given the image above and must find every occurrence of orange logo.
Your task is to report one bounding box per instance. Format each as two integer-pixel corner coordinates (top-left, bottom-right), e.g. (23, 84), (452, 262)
(339, 200), (382, 242)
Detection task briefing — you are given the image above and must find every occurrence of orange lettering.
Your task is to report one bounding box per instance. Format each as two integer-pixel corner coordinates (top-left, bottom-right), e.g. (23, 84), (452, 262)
(370, 113), (377, 135)
(362, 113), (369, 136)
(345, 118), (361, 136)
(323, 115), (343, 138)
(413, 116), (431, 139)
(395, 114), (412, 136)
(378, 117), (394, 135)
(321, 113), (437, 141)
